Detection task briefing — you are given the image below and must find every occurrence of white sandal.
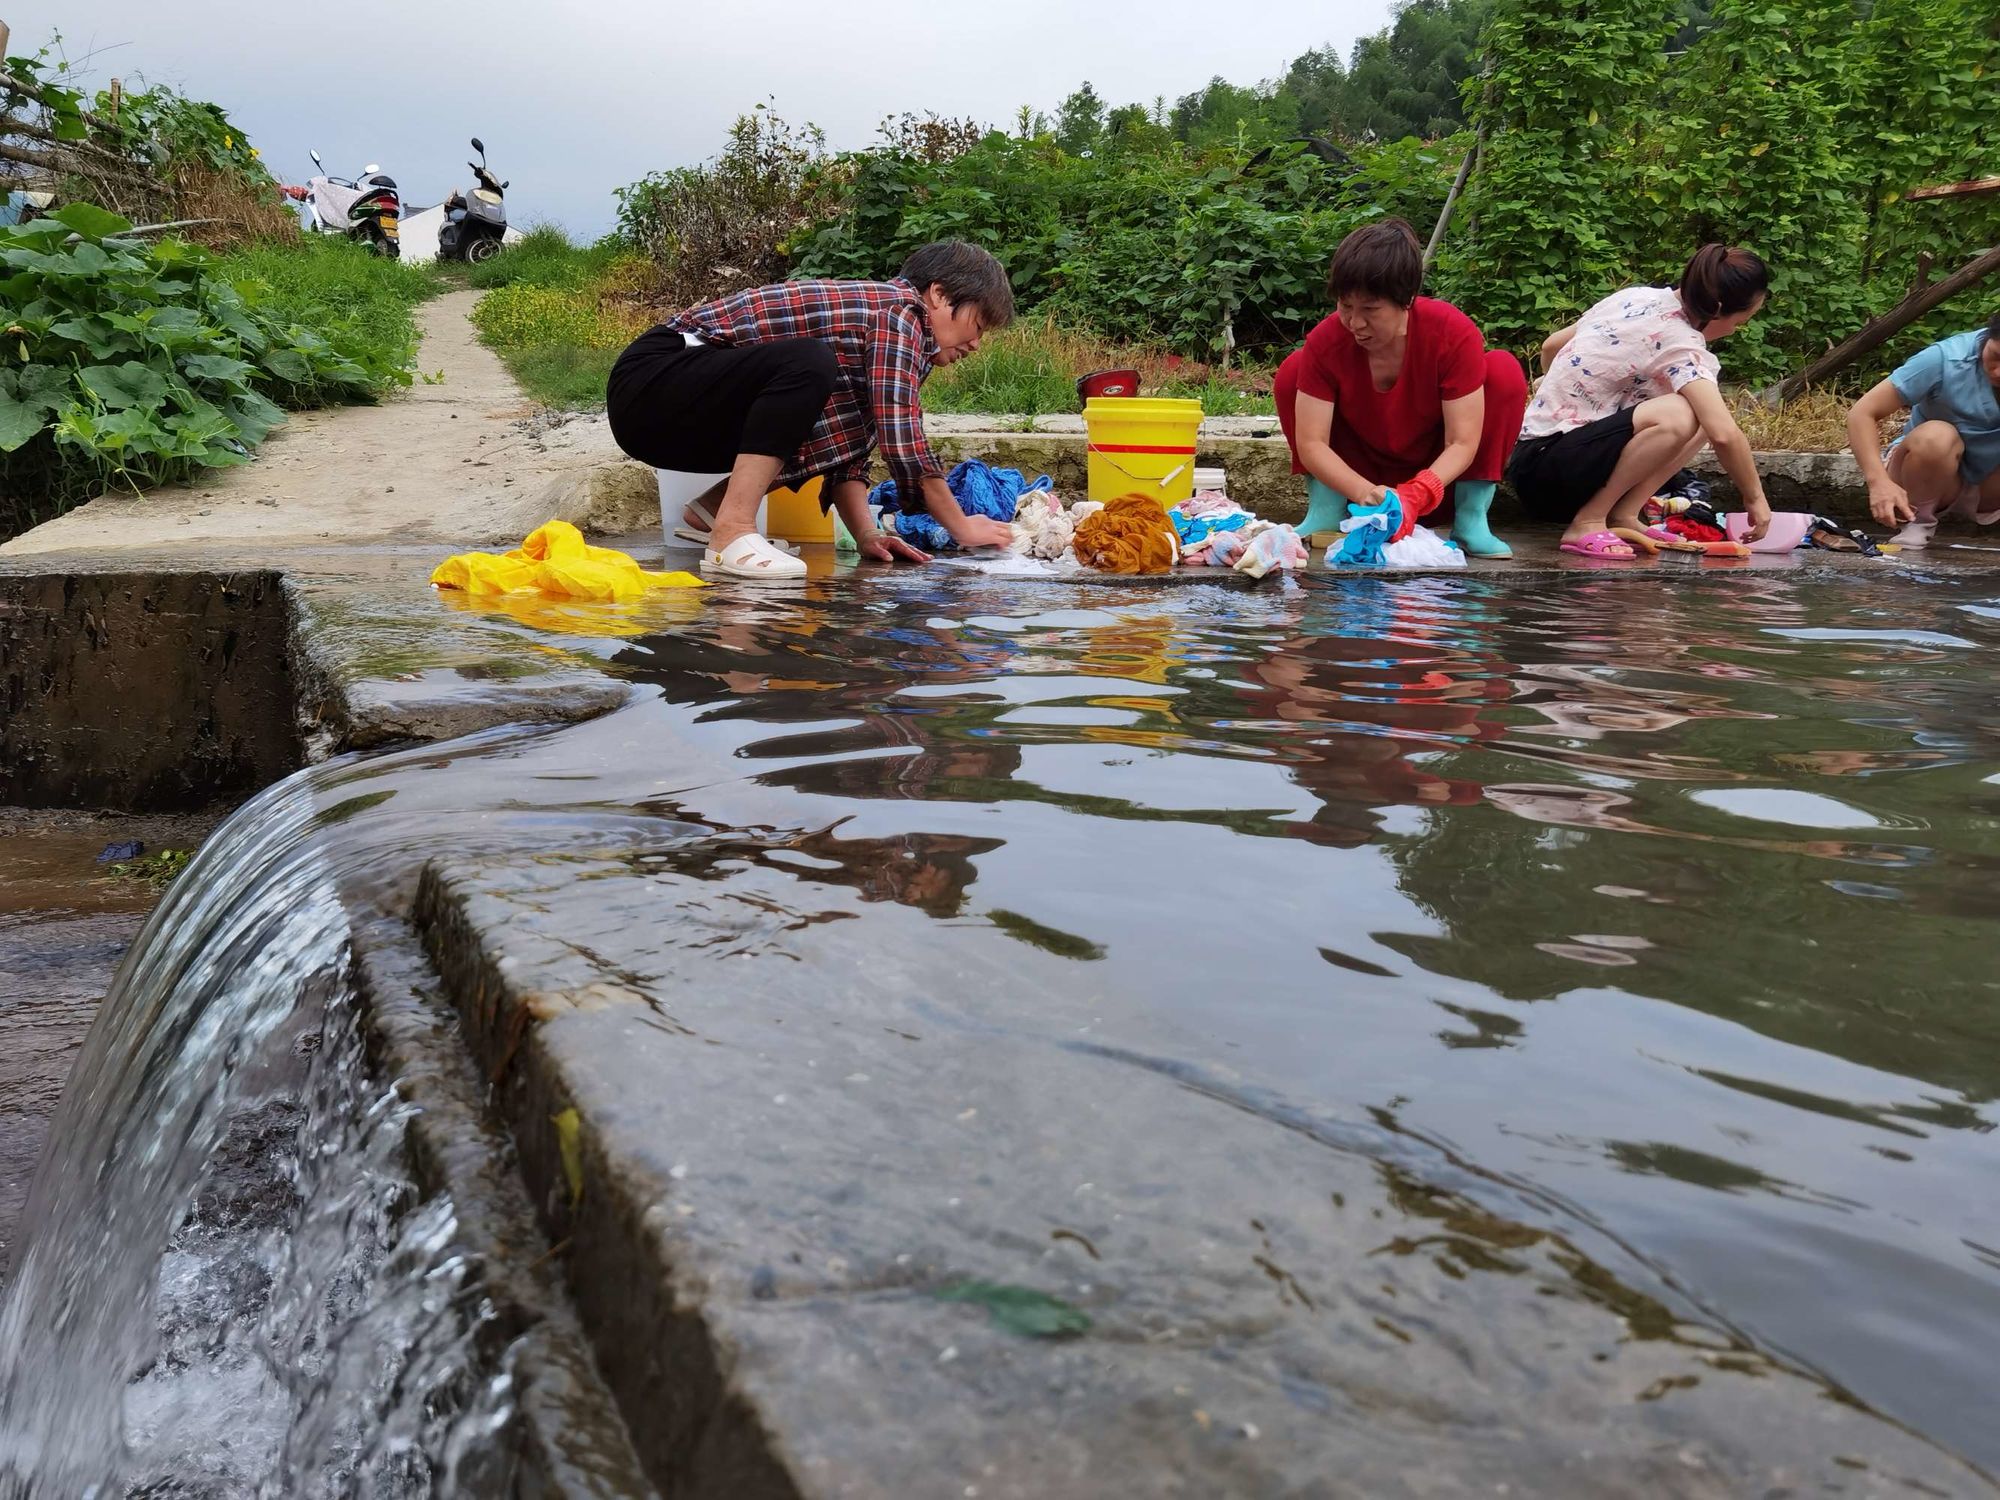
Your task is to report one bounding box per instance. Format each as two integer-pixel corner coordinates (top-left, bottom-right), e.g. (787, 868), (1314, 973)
(703, 531), (807, 579)
(677, 499), (801, 554)
(673, 496), (720, 546)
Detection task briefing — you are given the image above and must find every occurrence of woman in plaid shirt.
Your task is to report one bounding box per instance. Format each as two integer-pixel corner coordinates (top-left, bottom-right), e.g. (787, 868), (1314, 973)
(607, 241), (1016, 578)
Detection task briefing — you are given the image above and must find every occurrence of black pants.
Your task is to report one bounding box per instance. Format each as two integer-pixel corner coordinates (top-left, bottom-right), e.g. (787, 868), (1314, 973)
(605, 327), (836, 474)
(1506, 407), (1638, 522)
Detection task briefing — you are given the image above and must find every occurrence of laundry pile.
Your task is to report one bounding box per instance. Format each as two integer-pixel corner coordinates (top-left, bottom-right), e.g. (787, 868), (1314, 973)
(1637, 496), (1895, 559)
(910, 465), (1470, 578)
(871, 459), (1053, 552)
(1328, 492), (1466, 570)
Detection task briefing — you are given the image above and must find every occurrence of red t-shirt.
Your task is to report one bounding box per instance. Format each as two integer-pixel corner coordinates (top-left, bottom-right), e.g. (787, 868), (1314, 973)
(1274, 297), (1487, 481)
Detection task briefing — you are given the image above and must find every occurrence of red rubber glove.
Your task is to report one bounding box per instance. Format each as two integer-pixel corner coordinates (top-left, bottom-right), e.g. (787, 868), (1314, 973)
(1389, 469), (1445, 541)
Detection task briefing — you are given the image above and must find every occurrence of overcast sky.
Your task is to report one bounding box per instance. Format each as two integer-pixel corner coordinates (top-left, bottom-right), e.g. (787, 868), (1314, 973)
(43, 1), (1397, 238)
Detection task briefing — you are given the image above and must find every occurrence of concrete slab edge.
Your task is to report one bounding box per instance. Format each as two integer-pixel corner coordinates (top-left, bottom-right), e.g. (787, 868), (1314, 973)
(412, 862), (807, 1500)
(349, 912), (660, 1498)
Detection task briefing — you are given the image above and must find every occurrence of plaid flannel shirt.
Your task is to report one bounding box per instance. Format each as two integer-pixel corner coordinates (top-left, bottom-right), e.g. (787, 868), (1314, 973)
(666, 277), (946, 493)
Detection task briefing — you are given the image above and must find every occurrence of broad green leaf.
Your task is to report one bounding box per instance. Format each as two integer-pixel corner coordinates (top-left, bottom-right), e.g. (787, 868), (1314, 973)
(49, 203), (133, 240)
(0, 392), (44, 452)
(262, 347), (313, 383)
(180, 353), (256, 385)
(79, 361), (171, 411)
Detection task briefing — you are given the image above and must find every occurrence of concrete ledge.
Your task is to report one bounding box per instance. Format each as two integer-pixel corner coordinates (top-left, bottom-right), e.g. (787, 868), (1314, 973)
(0, 570), (302, 811)
(350, 914), (660, 1497)
(410, 845), (1971, 1499)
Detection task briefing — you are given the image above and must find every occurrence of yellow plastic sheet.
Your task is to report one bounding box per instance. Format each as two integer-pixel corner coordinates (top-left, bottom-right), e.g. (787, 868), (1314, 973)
(431, 520), (706, 602)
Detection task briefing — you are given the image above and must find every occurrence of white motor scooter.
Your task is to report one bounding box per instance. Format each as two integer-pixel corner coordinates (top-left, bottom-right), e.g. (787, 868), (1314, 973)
(284, 151), (402, 257)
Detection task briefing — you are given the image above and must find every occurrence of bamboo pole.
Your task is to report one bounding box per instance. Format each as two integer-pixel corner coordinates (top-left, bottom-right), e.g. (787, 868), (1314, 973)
(1758, 243), (2000, 405)
(1423, 128), (1481, 272)
(107, 78), (119, 127)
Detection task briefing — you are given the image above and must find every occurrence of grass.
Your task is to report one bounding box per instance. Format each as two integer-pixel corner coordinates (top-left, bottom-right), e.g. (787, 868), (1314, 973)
(1728, 387), (1887, 453)
(926, 317), (1278, 417)
(462, 225), (649, 408)
(216, 236), (448, 395)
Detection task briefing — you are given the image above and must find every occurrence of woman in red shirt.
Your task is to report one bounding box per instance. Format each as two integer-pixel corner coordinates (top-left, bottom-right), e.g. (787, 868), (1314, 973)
(1275, 218), (1527, 557)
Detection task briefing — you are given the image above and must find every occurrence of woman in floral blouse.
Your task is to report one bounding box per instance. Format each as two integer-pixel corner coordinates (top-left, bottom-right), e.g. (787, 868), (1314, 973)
(1508, 245), (1774, 559)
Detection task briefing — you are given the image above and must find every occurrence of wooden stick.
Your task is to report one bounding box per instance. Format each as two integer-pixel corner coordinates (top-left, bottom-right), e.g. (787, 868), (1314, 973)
(1423, 128), (1481, 272)
(0, 137), (146, 181)
(107, 78), (119, 127)
(0, 22), (10, 61)
(1758, 242), (2000, 405)
(1908, 176), (2000, 201)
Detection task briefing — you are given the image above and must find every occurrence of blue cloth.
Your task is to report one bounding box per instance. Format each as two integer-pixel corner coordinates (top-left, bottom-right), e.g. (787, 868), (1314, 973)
(869, 459), (1051, 549)
(1890, 330), (2000, 483)
(1329, 492), (1404, 568)
(1166, 508), (1250, 546)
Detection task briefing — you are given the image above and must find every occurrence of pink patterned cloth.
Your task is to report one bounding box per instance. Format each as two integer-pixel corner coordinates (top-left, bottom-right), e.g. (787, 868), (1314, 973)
(1522, 286), (1720, 440)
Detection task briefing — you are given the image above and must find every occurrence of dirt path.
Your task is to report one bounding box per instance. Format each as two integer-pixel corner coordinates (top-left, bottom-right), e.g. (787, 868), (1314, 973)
(1, 290), (653, 559)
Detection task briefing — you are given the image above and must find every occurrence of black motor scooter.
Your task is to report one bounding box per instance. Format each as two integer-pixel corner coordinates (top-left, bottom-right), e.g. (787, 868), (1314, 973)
(438, 137), (507, 265)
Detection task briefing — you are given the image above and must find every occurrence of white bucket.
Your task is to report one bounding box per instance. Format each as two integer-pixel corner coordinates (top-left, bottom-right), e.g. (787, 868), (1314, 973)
(656, 469), (732, 550)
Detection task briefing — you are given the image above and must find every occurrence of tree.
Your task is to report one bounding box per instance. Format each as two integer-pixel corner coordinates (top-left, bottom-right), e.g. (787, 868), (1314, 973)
(1055, 81), (1107, 155)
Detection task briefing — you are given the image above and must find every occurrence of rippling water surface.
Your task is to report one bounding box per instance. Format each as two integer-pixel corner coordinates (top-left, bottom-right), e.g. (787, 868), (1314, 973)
(589, 564), (2000, 1473)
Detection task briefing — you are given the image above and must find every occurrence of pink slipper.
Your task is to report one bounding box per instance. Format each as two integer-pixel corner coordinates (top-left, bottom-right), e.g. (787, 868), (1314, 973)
(1560, 529), (1638, 559)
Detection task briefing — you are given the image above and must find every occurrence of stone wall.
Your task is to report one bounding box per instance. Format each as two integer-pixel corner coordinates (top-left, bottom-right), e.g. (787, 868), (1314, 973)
(0, 570), (302, 811)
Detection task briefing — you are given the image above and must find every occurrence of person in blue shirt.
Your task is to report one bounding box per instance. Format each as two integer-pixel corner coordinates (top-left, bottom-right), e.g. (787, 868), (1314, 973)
(1849, 313), (2000, 548)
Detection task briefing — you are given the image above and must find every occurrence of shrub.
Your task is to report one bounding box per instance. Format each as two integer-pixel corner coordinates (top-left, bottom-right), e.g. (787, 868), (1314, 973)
(613, 106), (846, 311)
(0, 205), (421, 535)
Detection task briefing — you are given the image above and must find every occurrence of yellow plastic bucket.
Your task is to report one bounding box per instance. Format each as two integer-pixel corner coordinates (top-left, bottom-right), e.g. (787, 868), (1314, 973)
(1084, 397), (1202, 510)
(765, 476), (833, 544)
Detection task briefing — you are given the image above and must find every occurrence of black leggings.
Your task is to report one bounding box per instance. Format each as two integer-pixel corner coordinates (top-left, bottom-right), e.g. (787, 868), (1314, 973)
(604, 327), (837, 473)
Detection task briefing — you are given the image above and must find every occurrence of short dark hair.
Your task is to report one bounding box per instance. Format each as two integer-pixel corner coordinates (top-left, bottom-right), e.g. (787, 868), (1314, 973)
(899, 241), (1015, 328)
(1326, 218), (1423, 307)
(1676, 244), (1770, 329)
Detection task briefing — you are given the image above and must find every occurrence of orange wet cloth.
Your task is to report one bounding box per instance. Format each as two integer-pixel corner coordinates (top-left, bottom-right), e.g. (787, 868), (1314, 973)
(431, 520), (705, 601)
(1073, 495), (1181, 575)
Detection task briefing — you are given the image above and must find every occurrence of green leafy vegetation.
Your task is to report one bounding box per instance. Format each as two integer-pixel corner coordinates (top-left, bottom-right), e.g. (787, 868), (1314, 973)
(610, 0), (1991, 400)
(464, 226), (648, 409)
(105, 847), (193, 889)
(5, 41), (296, 245)
(0, 208), (439, 538)
(1449, 0), (1997, 383)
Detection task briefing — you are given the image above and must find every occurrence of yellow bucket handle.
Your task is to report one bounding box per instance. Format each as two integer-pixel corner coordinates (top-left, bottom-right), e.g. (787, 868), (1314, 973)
(1087, 443), (1191, 491)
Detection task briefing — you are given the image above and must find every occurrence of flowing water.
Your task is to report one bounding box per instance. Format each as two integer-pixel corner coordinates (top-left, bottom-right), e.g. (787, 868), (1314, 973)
(5, 560), (2000, 1490)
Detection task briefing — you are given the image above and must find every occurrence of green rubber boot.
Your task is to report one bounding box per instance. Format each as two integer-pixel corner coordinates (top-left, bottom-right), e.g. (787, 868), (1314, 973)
(1300, 477), (1351, 542)
(1452, 480), (1512, 558)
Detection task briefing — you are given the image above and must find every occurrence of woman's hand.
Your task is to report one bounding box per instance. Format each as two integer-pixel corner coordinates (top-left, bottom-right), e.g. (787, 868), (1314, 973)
(1868, 475), (1914, 527)
(948, 514), (1015, 550)
(1742, 496), (1773, 542)
(857, 531), (932, 565)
